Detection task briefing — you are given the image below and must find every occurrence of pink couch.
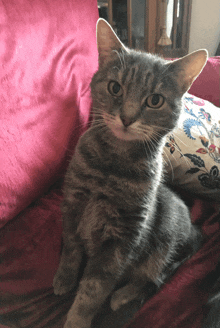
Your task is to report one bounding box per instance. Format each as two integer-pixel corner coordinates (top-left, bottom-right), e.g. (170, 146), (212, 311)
(0, 1), (219, 327)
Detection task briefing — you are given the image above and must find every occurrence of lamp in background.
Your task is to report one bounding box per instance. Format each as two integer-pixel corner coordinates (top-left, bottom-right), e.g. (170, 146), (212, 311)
(158, 0), (172, 46)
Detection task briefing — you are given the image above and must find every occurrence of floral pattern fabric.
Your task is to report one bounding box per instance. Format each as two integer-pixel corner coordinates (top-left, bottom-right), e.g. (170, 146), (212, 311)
(164, 92), (220, 201)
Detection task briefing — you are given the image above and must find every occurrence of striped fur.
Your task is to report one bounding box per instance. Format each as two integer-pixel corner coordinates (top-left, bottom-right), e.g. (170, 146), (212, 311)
(53, 19), (207, 328)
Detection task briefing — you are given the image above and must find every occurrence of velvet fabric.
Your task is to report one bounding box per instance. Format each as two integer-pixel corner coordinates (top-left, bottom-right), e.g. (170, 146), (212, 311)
(0, 1), (220, 327)
(0, 0), (98, 228)
(126, 198), (220, 328)
(189, 56), (220, 108)
(0, 0), (99, 326)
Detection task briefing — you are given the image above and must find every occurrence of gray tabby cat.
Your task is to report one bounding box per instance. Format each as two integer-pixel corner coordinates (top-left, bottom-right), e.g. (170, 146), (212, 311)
(53, 18), (208, 328)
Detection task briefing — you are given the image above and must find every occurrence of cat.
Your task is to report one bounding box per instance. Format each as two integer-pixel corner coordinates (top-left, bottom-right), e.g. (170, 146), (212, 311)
(53, 18), (208, 328)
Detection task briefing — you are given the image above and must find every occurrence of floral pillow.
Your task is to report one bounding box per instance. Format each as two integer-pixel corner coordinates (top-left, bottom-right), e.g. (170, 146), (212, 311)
(164, 92), (220, 202)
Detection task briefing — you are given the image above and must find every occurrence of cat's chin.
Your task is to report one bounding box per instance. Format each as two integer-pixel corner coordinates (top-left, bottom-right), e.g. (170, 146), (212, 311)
(103, 113), (143, 141)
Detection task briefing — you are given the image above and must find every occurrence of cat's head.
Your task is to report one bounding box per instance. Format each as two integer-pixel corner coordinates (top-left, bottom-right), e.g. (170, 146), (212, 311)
(90, 18), (207, 143)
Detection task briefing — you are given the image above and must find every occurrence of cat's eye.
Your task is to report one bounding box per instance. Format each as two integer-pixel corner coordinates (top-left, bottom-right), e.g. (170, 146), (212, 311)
(145, 94), (164, 109)
(108, 81), (123, 97)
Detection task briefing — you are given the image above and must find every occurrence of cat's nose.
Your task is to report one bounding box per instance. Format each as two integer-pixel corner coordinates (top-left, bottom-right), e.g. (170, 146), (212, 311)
(120, 115), (133, 127)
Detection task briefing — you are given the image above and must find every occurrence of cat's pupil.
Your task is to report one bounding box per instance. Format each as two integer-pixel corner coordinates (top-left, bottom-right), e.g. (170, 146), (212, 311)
(108, 81), (123, 97)
(152, 94), (160, 105)
(112, 82), (121, 94)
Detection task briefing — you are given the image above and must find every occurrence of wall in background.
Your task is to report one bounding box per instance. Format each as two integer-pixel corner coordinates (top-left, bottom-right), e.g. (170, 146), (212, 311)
(189, 0), (220, 56)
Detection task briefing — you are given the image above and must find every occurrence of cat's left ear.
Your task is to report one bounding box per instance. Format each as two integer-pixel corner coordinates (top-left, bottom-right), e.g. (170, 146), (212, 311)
(167, 49), (208, 93)
(96, 18), (128, 66)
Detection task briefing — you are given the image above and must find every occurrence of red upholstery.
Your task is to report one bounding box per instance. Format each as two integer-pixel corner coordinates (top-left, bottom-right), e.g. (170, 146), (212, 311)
(0, 1), (219, 326)
(189, 56), (220, 108)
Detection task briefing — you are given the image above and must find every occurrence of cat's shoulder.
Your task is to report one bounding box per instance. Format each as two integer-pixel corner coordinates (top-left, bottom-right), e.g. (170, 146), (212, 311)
(158, 184), (187, 208)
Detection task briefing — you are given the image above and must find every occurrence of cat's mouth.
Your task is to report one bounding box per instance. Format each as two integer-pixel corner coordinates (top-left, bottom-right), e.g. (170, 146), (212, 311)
(111, 125), (137, 141)
(104, 114), (143, 141)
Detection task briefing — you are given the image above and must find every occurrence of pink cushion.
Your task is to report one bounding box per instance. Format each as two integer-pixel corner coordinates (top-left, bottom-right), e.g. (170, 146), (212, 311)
(189, 56), (220, 107)
(0, 0), (98, 228)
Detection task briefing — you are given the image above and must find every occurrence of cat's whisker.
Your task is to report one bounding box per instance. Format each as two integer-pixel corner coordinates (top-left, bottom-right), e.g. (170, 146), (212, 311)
(149, 128), (191, 165)
(179, 152), (193, 170)
(151, 130), (193, 170)
(92, 119), (106, 126)
(104, 113), (116, 120)
(147, 125), (172, 134)
(92, 106), (105, 111)
(90, 121), (107, 131)
(68, 121), (90, 131)
(92, 121), (105, 127)
(144, 126), (189, 151)
(92, 110), (105, 117)
(92, 110), (117, 128)
(112, 49), (125, 69)
(150, 133), (163, 155)
(142, 132), (156, 157)
(151, 129), (164, 140)
(172, 132), (189, 149)
(92, 109), (104, 115)
(117, 48), (126, 69)
(138, 125), (168, 139)
(101, 117), (114, 126)
(91, 114), (105, 121)
(143, 140), (153, 159)
(142, 139), (149, 158)
(162, 137), (192, 170)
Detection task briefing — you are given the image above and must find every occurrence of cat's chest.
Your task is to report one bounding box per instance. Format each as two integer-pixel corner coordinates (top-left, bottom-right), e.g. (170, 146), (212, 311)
(80, 146), (153, 191)
(75, 146), (160, 208)
(104, 175), (152, 205)
(78, 167), (152, 209)
(77, 197), (149, 257)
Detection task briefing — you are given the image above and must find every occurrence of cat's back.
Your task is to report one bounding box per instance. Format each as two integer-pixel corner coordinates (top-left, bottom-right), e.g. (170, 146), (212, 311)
(155, 184), (195, 251)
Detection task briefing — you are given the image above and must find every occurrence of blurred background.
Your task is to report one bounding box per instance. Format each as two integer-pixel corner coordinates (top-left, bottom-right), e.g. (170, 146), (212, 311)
(97, 0), (220, 57)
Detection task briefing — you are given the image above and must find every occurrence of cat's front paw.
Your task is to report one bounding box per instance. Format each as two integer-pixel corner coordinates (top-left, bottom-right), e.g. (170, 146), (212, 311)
(64, 321), (89, 328)
(110, 289), (128, 311)
(110, 285), (139, 311)
(64, 317), (91, 328)
(53, 270), (76, 295)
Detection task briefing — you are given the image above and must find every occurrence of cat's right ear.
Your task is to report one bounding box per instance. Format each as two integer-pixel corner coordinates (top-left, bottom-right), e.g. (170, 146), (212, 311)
(96, 18), (127, 66)
(165, 49), (208, 93)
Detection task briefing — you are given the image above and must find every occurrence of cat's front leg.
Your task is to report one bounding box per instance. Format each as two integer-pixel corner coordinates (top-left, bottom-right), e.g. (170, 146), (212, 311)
(53, 234), (83, 295)
(53, 194), (87, 295)
(63, 244), (127, 328)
